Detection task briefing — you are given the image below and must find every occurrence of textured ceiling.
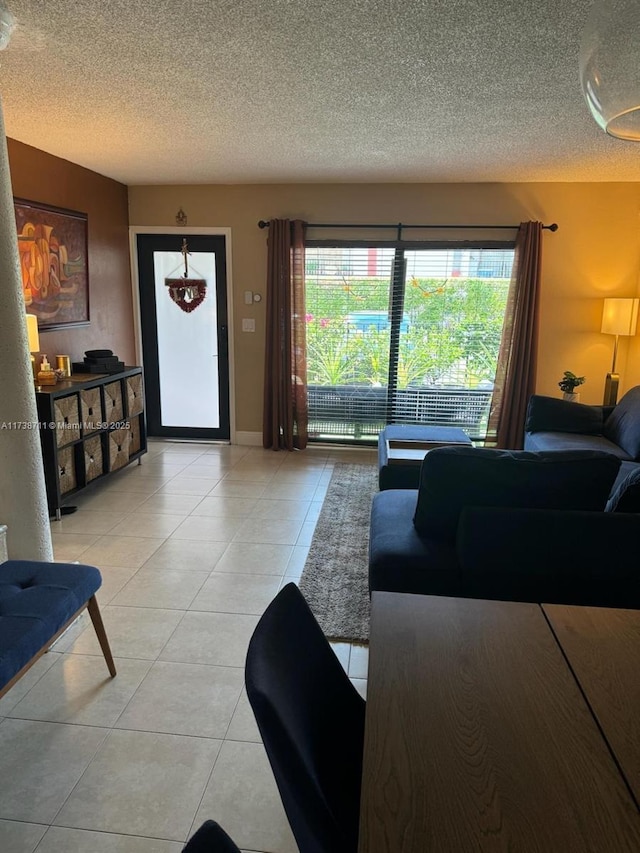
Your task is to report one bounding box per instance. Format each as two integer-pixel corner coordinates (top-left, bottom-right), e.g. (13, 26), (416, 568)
(0, 0), (638, 184)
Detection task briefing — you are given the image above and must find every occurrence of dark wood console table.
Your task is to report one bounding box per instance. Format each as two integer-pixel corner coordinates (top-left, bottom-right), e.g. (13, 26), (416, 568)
(35, 367), (147, 519)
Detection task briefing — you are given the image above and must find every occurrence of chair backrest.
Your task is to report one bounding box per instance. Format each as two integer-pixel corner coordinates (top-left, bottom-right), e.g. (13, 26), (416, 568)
(245, 583), (366, 853)
(182, 820), (241, 852)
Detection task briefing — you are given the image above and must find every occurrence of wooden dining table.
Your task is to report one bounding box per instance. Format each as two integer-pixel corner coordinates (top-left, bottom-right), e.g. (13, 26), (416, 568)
(358, 592), (640, 852)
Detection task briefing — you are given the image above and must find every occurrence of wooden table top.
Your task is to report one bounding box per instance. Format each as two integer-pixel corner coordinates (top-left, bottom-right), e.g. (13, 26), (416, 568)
(544, 603), (640, 806)
(359, 593), (640, 852)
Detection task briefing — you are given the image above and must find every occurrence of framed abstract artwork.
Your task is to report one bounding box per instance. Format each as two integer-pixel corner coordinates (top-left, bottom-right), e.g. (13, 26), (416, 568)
(14, 198), (90, 330)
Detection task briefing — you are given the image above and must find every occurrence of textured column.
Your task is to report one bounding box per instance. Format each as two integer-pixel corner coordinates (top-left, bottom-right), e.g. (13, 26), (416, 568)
(0, 98), (53, 560)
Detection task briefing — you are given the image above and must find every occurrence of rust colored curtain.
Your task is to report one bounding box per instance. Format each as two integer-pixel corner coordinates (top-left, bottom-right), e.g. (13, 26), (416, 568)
(263, 219), (308, 450)
(487, 221), (542, 449)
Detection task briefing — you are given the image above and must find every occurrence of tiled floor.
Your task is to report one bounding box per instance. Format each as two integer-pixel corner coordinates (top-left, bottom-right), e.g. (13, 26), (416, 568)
(0, 441), (373, 853)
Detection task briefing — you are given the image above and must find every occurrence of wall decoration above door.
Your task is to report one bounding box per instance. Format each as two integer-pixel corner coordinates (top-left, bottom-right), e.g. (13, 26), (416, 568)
(14, 198), (89, 330)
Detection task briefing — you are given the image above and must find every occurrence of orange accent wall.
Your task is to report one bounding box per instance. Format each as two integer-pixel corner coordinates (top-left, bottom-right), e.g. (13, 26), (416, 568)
(7, 139), (135, 366)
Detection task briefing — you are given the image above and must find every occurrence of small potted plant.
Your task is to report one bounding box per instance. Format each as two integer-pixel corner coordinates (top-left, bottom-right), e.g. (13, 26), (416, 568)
(558, 371), (585, 402)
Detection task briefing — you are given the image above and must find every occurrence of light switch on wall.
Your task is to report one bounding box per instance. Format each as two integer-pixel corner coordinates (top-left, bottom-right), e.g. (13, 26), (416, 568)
(244, 290), (253, 305)
(242, 318), (256, 332)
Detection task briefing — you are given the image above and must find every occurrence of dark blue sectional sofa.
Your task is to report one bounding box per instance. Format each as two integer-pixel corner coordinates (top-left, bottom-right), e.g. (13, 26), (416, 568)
(524, 386), (640, 491)
(368, 443), (640, 607)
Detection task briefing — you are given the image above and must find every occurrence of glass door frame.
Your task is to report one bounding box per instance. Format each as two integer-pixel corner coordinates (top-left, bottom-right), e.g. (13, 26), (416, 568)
(129, 226), (236, 442)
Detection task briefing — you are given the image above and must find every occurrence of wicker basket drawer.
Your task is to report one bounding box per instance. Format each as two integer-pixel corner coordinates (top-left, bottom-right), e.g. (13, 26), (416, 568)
(84, 435), (104, 483)
(108, 426), (131, 471)
(104, 380), (124, 425)
(127, 374), (144, 417)
(58, 446), (77, 494)
(129, 415), (142, 455)
(54, 394), (80, 447)
(80, 387), (103, 434)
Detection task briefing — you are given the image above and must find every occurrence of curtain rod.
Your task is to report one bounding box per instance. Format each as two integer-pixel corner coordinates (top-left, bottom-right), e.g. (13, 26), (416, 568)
(257, 220), (558, 233)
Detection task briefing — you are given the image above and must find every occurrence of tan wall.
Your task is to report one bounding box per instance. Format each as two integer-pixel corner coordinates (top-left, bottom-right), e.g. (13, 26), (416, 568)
(7, 139), (134, 367)
(130, 182), (640, 433)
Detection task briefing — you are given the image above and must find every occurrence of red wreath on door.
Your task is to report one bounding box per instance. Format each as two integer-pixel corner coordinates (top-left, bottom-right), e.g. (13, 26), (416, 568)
(165, 278), (207, 313)
(164, 237), (207, 313)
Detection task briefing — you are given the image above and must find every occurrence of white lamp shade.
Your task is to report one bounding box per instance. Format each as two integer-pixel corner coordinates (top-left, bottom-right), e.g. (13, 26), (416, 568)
(25, 313), (40, 352)
(601, 297), (639, 336)
(580, 0), (640, 140)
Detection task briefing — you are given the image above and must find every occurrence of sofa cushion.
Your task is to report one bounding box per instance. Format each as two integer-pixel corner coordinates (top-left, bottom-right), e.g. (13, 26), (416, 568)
(413, 447), (621, 542)
(523, 430), (632, 460)
(610, 460), (640, 493)
(525, 395), (603, 435)
(456, 506), (640, 607)
(603, 386), (640, 460)
(605, 467), (640, 513)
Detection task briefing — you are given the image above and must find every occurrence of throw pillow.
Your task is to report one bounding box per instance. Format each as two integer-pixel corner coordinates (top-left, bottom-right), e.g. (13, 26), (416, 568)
(605, 467), (640, 513)
(525, 395), (603, 435)
(413, 446), (621, 542)
(603, 385), (640, 460)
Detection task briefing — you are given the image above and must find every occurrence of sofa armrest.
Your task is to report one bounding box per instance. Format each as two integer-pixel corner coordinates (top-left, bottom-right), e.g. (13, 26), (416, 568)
(525, 395), (604, 435)
(456, 506), (640, 607)
(369, 490), (460, 595)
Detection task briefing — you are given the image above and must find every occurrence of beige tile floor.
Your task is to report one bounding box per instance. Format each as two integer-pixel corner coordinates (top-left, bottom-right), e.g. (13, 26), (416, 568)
(0, 440), (373, 853)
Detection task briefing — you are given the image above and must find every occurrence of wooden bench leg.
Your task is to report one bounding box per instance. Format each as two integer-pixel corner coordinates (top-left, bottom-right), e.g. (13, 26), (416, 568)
(87, 595), (117, 677)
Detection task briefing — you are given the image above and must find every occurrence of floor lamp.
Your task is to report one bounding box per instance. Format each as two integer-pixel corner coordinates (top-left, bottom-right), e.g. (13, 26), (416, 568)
(601, 297), (639, 406)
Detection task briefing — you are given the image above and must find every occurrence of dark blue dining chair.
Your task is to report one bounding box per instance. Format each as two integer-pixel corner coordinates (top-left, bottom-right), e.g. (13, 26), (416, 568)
(245, 582), (366, 853)
(182, 820), (241, 852)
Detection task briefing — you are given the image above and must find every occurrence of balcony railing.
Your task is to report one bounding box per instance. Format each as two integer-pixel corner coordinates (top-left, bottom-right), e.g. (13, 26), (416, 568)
(307, 384), (492, 443)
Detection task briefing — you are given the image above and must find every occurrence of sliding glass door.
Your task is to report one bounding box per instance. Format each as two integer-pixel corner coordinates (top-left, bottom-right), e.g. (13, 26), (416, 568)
(304, 243), (514, 443)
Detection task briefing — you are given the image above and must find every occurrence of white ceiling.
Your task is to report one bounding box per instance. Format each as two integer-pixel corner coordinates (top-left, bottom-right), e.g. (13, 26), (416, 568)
(0, 0), (638, 185)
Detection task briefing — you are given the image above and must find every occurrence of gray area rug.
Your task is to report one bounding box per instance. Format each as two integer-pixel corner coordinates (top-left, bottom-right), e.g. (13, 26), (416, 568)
(299, 461), (377, 644)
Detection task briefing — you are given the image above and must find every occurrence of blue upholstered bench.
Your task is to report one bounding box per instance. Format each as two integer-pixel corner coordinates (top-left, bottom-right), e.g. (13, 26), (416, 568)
(0, 560), (116, 698)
